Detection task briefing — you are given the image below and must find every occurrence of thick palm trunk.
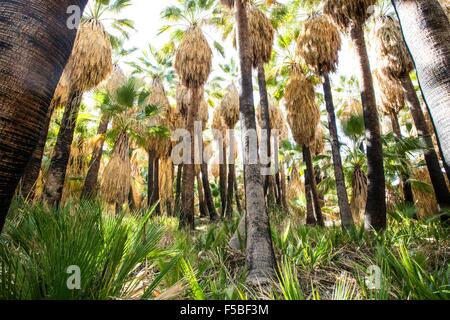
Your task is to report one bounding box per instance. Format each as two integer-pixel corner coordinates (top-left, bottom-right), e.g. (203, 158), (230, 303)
(81, 113), (110, 198)
(323, 73), (354, 228)
(0, 0), (88, 231)
(257, 62), (272, 196)
(389, 112), (414, 205)
(401, 74), (450, 208)
(235, 1), (275, 284)
(219, 144), (227, 217)
(201, 163), (218, 221)
(43, 91), (83, 206)
(20, 104), (55, 199)
(180, 87), (199, 229)
(303, 146), (324, 227)
(393, 0), (450, 178)
(350, 23), (387, 231)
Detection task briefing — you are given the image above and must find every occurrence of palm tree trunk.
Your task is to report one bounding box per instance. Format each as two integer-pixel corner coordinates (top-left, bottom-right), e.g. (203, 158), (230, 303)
(201, 163), (218, 221)
(152, 157), (161, 215)
(389, 112), (414, 205)
(174, 164), (183, 215)
(81, 113), (110, 198)
(303, 146), (324, 227)
(147, 150), (155, 208)
(280, 162), (289, 210)
(350, 23), (387, 231)
(323, 73), (354, 228)
(393, 0), (450, 180)
(20, 103), (55, 199)
(219, 144), (227, 217)
(197, 171), (208, 218)
(225, 133), (235, 217)
(257, 62), (272, 196)
(234, 177), (243, 215)
(401, 74), (450, 208)
(43, 91), (83, 206)
(304, 168), (316, 225)
(235, 0), (275, 284)
(0, 0), (88, 231)
(180, 87), (199, 229)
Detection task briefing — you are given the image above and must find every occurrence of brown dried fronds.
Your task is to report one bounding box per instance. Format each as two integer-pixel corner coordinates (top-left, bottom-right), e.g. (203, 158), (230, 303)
(412, 168), (440, 219)
(64, 19), (113, 92)
(324, 0), (377, 31)
(285, 70), (320, 147)
(350, 165), (367, 225)
(101, 132), (131, 206)
(174, 26), (212, 88)
(373, 68), (405, 115)
(247, 5), (275, 67)
(297, 15), (341, 75)
(220, 84), (240, 128)
(372, 16), (413, 79)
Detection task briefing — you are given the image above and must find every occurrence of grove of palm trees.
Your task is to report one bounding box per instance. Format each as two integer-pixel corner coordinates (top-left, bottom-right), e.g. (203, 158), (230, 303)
(0, 0), (449, 302)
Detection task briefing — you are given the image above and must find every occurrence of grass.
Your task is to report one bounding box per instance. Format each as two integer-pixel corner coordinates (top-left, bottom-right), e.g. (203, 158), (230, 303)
(0, 198), (448, 300)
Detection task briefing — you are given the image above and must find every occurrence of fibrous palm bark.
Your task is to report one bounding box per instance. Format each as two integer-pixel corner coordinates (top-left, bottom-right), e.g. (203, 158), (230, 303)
(221, 0), (276, 285)
(392, 0), (450, 217)
(81, 113), (110, 198)
(0, 0), (88, 231)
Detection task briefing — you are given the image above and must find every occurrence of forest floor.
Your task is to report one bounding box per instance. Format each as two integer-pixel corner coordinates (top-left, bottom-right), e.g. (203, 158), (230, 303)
(0, 199), (449, 300)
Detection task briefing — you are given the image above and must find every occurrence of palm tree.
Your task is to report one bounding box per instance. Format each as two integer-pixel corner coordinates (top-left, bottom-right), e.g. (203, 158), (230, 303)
(373, 68), (414, 205)
(220, 0), (276, 285)
(372, 16), (450, 212)
(247, 5), (275, 196)
(392, 0), (450, 185)
(0, 0), (89, 231)
(324, 0), (387, 231)
(99, 78), (157, 214)
(81, 64), (127, 198)
(285, 67), (324, 227)
(219, 84), (240, 217)
(297, 14), (354, 228)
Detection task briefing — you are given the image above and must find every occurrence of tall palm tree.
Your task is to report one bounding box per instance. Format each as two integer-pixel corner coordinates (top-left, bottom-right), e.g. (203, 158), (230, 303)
(0, 0), (89, 231)
(324, 0), (387, 231)
(247, 5), (275, 196)
(372, 16), (450, 212)
(373, 68), (414, 205)
(42, 0), (134, 206)
(392, 0), (450, 177)
(285, 67), (324, 227)
(220, 0), (276, 285)
(219, 84), (240, 217)
(297, 14), (354, 228)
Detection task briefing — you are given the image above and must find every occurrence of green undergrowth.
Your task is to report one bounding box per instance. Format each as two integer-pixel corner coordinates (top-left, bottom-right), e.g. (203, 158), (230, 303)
(0, 199), (448, 300)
